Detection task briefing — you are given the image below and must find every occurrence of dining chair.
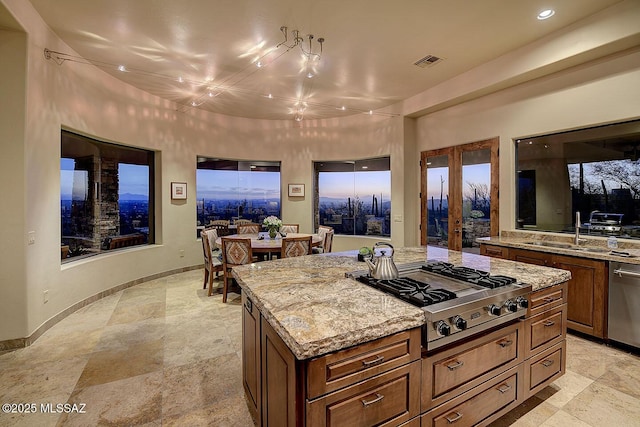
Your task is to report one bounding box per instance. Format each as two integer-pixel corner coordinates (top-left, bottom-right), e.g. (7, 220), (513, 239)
(313, 225), (334, 254)
(322, 230), (334, 253)
(234, 219), (253, 226)
(209, 219), (231, 236)
(281, 235), (313, 258)
(201, 228), (224, 296)
(280, 224), (299, 234)
(221, 237), (253, 303)
(237, 223), (261, 234)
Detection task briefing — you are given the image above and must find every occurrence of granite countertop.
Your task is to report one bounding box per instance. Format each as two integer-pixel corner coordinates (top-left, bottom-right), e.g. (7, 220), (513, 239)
(232, 246), (570, 360)
(479, 231), (640, 265)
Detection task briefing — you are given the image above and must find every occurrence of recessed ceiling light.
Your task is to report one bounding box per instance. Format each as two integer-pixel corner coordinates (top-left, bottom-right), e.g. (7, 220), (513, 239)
(537, 9), (555, 20)
(117, 65), (126, 72)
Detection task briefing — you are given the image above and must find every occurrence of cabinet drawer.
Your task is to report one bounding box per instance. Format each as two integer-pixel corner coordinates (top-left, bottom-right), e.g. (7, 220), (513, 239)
(307, 328), (421, 399)
(480, 244), (509, 259)
(307, 361), (420, 427)
(525, 341), (565, 398)
(422, 322), (523, 410)
(528, 283), (566, 317)
(525, 305), (566, 357)
(432, 330), (517, 397)
(422, 366), (523, 427)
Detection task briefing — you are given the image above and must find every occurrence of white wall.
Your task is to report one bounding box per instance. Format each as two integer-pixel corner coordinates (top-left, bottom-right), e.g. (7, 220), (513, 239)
(414, 48), (640, 234)
(0, 0), (408, 342)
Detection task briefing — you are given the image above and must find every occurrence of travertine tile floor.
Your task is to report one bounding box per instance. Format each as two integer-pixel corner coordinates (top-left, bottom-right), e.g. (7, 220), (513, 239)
(0, 269), (638, 426)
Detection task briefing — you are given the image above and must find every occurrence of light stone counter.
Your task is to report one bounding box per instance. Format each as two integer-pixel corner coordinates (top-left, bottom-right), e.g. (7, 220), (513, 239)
(479, 230), (640, 265)
(233, 246), (570, 360)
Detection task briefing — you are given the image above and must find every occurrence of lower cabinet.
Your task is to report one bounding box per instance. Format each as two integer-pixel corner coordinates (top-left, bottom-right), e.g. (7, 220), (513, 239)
(307, 362), (420, 427)
(243, 282), (567, 427)
(482, 244), (607, 338)
(421, 366), (523, 427)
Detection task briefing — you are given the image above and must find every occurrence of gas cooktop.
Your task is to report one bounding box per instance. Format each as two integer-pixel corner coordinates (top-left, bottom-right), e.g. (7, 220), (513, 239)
(349, 261), (532, 351)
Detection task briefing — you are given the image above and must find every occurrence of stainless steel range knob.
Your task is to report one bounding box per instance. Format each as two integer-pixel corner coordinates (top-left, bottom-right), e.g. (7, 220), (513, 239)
(488, 304), (502, 316)
(516, 296), (529, 308)
(505, 300), (518, 313)
(452, 316), (467, 330)
(435, 320), (451, 336)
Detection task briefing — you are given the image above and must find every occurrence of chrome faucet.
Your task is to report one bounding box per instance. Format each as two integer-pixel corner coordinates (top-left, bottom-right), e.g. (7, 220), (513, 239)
(574, 211), (586, 245)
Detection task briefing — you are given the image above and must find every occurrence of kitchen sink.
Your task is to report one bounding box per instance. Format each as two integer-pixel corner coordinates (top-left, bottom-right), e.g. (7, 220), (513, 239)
(524, 241), (612, 253)
(525, 241), (574, 249)
(574, 247), (609, 253)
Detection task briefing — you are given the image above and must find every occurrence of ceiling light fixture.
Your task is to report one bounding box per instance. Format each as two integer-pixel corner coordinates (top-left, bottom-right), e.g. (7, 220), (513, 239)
(537, 9), (555, 20)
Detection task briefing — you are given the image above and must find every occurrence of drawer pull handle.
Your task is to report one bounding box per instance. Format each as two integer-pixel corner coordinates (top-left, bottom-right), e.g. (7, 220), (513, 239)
(446, 360), (464, 371)
(497, 339), (513, 348)
(543, 320), (555, 327)
(541, 359), (554, 367)
(543, 296), (558, 303)
(445, 411), (463, 423)
(361, 355), (385, 367)
(497, 383), (512, 394)
(361, 392), (384, 406)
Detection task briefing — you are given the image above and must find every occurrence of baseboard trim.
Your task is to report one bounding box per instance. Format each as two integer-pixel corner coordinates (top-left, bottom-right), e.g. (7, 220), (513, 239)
(0, 265), (201, 352)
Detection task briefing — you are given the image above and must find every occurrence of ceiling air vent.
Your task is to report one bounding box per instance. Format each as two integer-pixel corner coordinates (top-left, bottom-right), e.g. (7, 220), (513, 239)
(414, 54), (443, 68)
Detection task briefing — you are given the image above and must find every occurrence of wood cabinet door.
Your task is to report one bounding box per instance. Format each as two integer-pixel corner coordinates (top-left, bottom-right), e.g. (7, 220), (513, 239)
(552, 255), (606, 338)
(261, 317), (303, 427)
(509, 248), (552, 266)
(242, 293), (261, 423)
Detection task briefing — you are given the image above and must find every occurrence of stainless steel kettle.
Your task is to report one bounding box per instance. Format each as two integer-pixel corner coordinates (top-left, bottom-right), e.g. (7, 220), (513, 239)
(365, 242), (399, 280)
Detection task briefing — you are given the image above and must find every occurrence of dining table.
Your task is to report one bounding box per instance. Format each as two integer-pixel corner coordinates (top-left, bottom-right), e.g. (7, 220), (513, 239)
(216, 232), (323, 259)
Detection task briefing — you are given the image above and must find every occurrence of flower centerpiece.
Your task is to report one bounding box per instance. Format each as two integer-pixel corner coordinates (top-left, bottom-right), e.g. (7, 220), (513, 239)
(263, 215), (282, 239)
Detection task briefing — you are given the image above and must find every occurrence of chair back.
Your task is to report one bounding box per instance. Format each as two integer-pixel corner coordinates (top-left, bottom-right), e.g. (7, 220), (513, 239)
(280, 224), (299, 234)
(281, 235), (312, 258)
(237, 223), (261, 234)
(323, 230), (334, 253)
(221, 237), (253, 267)
(201, 229), (212, 264)
(234, 219), (253, 226)
(208, 220), (230, 237)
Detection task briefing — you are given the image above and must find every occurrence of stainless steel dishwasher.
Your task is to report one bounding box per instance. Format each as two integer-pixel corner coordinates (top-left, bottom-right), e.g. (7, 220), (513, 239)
(608, 261), (640, 349)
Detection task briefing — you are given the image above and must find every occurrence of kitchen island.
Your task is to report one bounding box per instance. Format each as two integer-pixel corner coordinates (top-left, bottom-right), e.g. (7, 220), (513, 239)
(233, 246), (571, 426)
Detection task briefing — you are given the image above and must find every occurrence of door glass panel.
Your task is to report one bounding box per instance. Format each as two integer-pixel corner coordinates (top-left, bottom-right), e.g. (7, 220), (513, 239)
(462, 149), (491, 253)
(426, 155), (449, 246)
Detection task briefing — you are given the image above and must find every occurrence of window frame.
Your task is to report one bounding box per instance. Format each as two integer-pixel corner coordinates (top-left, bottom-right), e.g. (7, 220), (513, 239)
(313, 157), (391, 237)
(60, 130), (155, 262)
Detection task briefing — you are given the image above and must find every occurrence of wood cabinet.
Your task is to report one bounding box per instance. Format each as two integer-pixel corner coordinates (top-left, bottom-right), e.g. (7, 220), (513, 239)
(521, 284), (567, 399)
(553, 254), (606, 338)
(242, 293), (261, 424)
(481, 244), (607, 338)
(307, 362), (420, 427)
(261, 318), (304, 426)
(421, 366), (523, 427)
(421, 322), (524, 413)
(479, 244), (510, 259)
(243, 290), (422, 427)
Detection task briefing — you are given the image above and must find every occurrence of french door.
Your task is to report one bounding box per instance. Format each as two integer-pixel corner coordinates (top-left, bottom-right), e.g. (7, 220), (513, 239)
(420, 138), (499, 252)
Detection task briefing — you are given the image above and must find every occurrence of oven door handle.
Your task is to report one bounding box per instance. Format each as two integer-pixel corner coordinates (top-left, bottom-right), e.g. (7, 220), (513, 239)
(613, 268), (640, 279)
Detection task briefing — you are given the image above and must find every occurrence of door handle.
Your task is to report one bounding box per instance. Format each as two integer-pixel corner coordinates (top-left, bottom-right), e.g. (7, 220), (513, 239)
(361, 393), (384, 406)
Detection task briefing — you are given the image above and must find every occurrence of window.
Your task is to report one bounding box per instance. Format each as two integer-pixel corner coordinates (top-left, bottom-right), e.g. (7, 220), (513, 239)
(61, 130), (154, 261)
(515, 119), (640, 239)
(314, 157), (391, 237)
(196, 158), (281, 231)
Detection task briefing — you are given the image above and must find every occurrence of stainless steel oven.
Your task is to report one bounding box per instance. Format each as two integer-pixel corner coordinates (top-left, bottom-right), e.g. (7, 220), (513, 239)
(608, 262), (640, 349)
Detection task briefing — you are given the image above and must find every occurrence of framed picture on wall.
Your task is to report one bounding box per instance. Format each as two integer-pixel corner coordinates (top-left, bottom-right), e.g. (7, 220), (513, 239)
(171, 182), (187, 200)
(288, 184), (305, 197)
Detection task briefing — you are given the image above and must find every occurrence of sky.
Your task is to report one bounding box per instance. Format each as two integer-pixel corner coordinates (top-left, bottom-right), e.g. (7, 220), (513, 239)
(426, 163), (491, 200)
